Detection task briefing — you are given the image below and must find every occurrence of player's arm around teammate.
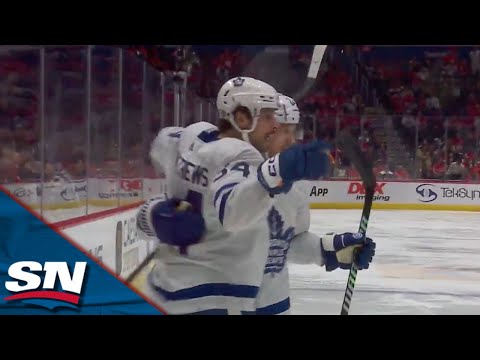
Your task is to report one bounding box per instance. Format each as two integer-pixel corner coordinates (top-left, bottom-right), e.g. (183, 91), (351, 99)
(269, 95), (376, 272)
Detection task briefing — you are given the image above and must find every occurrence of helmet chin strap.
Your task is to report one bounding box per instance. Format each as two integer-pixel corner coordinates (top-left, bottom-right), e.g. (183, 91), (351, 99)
(242, 132), (251, 143)
(230, 116), (258, 145)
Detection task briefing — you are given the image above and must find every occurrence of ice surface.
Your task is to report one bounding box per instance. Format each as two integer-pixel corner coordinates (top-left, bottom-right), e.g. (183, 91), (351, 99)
(290, 209), (480, 315)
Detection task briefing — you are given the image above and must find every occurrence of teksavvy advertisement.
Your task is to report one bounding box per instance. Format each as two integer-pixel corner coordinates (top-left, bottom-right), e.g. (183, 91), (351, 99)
(415, 183), (480, 204)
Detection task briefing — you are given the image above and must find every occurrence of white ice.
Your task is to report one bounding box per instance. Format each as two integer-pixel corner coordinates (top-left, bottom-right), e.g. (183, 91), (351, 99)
(289, 209), (480, 315)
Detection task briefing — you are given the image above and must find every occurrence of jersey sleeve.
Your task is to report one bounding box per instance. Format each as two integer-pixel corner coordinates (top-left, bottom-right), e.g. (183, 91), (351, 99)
(288, 231), (324, 266)
(210, 160), (274, 232)
(149, 126), (186, 198)
(287, 193), (324, 266)
(149, 126), (183, 175)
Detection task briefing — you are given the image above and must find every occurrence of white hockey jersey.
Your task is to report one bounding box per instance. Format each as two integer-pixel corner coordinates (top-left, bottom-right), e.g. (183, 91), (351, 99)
(138, 122), (276, 314)
(254, 182), (325, 315)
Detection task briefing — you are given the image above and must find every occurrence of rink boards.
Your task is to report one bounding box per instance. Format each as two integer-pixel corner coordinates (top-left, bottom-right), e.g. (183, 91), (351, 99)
(3, 178), (167, 210)
(5, 178), (480, 212)
(306, 180), (480, 212)
(55, 205), (155, 280)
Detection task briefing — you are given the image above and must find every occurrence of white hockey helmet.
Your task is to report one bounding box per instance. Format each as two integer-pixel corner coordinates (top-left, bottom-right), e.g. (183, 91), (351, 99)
(216, 76), (279, 142)
(276, 94), (300, 124)
(277, 93), (304, 140)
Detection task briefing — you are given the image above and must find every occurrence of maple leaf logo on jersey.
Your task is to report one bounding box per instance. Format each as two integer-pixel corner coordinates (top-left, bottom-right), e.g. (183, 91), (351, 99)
(264, 207), (295, 276)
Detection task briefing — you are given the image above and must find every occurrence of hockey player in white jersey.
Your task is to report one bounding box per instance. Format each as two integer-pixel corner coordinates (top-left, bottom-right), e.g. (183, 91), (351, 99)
(144, 94), (377, 315)
(136, 77), (332, 314)
(254, 94), (376, 315)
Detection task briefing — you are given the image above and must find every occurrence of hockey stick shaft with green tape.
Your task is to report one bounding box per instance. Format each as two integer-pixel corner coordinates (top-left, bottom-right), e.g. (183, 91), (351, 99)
(336, 130), (376, 315)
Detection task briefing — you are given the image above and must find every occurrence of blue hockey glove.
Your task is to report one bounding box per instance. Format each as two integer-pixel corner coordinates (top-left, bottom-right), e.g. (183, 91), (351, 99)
(257, 140), (331, 195)
(151, 198), (206, 248)
(320, 232), (376, 272)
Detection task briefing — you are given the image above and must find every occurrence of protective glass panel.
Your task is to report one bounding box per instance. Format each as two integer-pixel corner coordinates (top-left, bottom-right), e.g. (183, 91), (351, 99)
(88, 45), (121, 214)
(3, 45), (479, 226)
(0, 49), (43, 216)
(42, 46), (88, 222)
(143, 63), (167, 200)
(474, 115), (480, 181)
(118, 50), (145, 206)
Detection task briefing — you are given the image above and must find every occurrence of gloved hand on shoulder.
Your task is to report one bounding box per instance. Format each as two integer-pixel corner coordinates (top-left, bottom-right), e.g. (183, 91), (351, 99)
(150, 198), (206, 248)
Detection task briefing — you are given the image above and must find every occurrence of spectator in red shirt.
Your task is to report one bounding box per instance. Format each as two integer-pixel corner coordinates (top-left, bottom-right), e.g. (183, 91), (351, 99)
(432, 158), (446, 179)
(470, 160), (480, 180)
(347, 166), (360, 179)
(394, 165), (410, 180)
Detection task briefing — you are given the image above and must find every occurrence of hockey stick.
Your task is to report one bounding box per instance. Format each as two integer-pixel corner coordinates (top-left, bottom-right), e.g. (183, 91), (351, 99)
(125, 247), (157, 283)
(336, 130), (376, 315)
(291, 45), (327, 102)
(238, 45), (327, 104)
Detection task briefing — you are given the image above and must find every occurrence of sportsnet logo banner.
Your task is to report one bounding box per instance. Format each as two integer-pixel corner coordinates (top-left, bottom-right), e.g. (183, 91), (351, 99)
(0, 189), (163, 315)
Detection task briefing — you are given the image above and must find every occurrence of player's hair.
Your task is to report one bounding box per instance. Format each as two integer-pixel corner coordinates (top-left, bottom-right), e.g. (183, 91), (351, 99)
(218, 106), (252, 134)
(217, 119), (232, 133)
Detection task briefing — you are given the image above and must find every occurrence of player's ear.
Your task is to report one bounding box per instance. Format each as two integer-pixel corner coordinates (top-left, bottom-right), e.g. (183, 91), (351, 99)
(233, 106), (253, 130)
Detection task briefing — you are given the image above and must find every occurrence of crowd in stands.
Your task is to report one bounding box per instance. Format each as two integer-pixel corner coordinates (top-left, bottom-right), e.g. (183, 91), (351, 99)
(356, 46), (480, 181)
(0, 45), (479, 186)
(292, 48), (386, 179)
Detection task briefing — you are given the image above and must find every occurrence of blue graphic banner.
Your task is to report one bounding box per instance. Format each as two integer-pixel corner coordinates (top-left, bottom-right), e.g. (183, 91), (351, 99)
(0, 189), (164, 315)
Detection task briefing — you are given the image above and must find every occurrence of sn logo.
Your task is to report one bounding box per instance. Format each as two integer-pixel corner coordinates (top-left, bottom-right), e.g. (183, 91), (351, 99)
(4, 261), (87, 309)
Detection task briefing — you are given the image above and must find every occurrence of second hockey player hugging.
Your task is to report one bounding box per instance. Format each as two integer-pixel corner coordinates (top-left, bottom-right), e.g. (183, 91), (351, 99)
(136, 77), (376, 315)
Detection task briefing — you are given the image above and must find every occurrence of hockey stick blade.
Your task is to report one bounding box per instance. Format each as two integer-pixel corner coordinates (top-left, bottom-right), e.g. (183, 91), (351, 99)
(308, 45), (327, 80)
(291, 45), (327, 102)
(336, 130), (376, 315)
